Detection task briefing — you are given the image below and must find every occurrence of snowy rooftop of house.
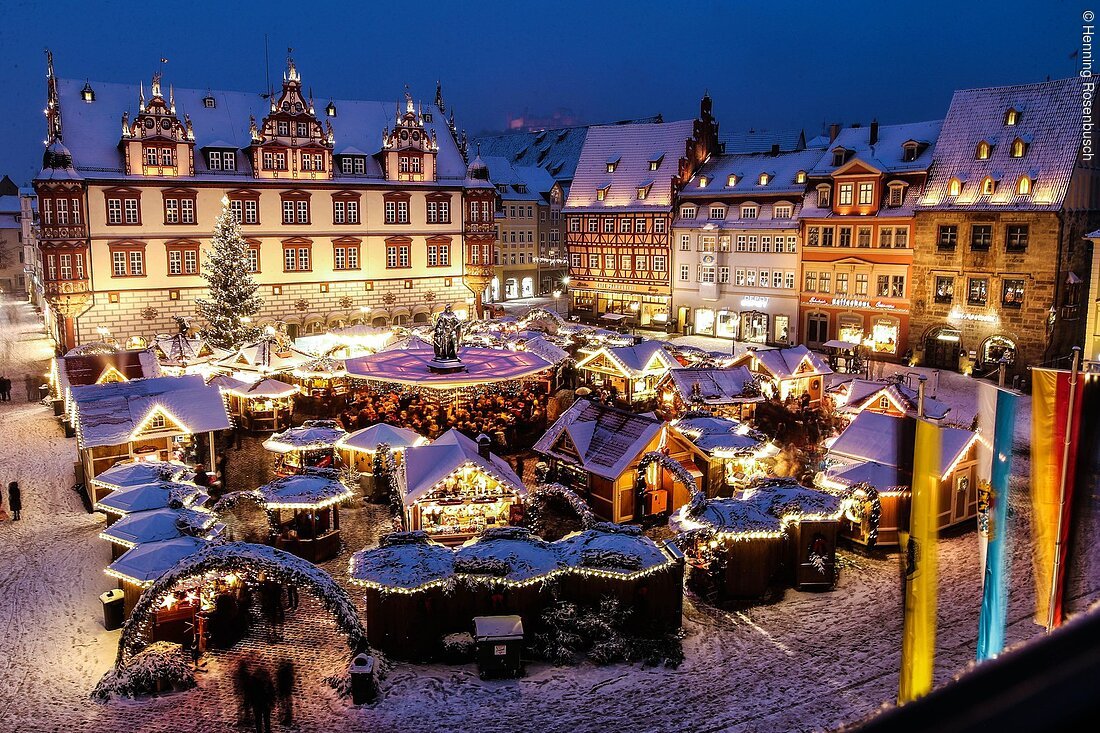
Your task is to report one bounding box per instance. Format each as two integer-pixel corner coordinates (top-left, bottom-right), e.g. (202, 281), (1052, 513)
(106, 536), (209, 587)
(679, 148), (825, 199)
(827, 411), (976, 478)
(151, 334), (230, 367)
(663, 366), (761, 406)
(71, 374), (231, 449)
(402, 429), (526, 503)
(47, 77), (468, 183)
(732, 345), (832, 381)
(57, 345), (161, 393)
(670, 480), (843, 536)
(672, 416), (771, 456)
(534, 399), (664, 481)
(828, 378), (951, 421)
(565, 119), (695, 212)
(482, 155), (557, 200)
(808, 119), (943, 176)
(213, 336), (315, 375)
(721, 127), (818, 155)
(337, 422), (427, 453)
(90, 459), (194, 491)
(257, 470), (354, 509)
(94, 481), (205, 516)
(824, 460), (906, 492)
(100, 507), (215, 548)
(263, 420), (347, 453)
(455, 528), (562, 582)
(346, 345), (553, 388)
(348, 532), (456, 590)
(556, 525), (671, 576)
(916, 77), (1085, 212)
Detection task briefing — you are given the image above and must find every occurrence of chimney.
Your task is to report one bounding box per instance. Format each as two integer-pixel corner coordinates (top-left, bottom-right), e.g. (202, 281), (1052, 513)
(828, 123), (841, 143)
(869, 119), (879, 146)
(770, 143), (780, 156)
(476, 433), (492, 459)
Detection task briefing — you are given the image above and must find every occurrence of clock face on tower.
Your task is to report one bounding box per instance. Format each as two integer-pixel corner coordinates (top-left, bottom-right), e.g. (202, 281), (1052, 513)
(145, 118), (155, 129)
(400, 130), (409, 141)
(412, 131), (420, 141)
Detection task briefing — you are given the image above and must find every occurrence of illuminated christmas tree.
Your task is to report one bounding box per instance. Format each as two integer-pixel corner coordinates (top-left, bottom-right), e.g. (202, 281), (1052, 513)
(195, 197), (264, 349)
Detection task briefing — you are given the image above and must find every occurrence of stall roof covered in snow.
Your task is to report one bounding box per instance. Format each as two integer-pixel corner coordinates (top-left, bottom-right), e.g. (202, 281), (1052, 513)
(100, 507), (216, 548)
(71, 374), (231, 449)
(94, 481), (206, 516)
(828, 378), (951, 421)
(348, 532), (456, 590)
(455, 528), (563, 582)
(336, 423), (427, 453)
(827, 411), (976, 478)
(513, 336), (570, 366)
(106, 536), (209, 587)
(401, 429), (526, 503)
(91, 460), (194, 492)
(57, 345), (161, 394)
(670, 479), (844, 537)
(151, 334), (230, 368)
(662, 366), (762, 406)
(556, 525), (671, 575)
(534, 399), (664, 481)
(577, 340), (677, 378)
(346, 345), (553, 388)
(221, 377), (299, 399)
(672, 416), (772, 456)
(213, 336), (315, 375)
(257, 470), (354, 510)
(732, 344), (832, 381)
(263, 420), (347, 453)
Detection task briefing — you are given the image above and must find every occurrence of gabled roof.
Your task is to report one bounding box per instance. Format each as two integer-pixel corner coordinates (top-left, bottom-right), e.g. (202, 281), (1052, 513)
(662, 366), (761, 406)
(565, 119), (695, 211)
(213, 336), (315, 375)
(71, 375), (232, 448)
(46, 78), (468, 183)
(151, 334), (230, 368)
(671, 416), (772, 456)
(577, 340), (677, 377)
(263, 419), (347, 453)
(732, 345), (832, 381)
(91, 459), (194, 492)
(827, 411), (976, 478)
(336, 422), (427, 453)
(401, 429), (526, 503)
(721, 127), (815, 155)
(679, 148), (823, 199)
(534, 399), (663, 480)
(257, 470), (354, 509)
(94, 481), (205, 515)
(57, 345), (161, 394)
(828, 378), (951, 421)
(100, 506), (215, 548)
(917, 77), (1086, 211)
(481, 155), (557, 200)
(808, 120), (942, 176)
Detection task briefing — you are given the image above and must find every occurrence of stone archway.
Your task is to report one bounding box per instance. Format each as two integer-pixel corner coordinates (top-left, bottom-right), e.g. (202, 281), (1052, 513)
(114, 542), (367, 668)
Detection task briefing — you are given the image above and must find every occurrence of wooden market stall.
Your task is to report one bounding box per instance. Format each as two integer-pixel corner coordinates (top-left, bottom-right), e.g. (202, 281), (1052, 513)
(258, 469), (355, 563)
(99, 506), (219, 560)
(820, 410), (979, 546)
(575, 341), (678, 409)
(262, 420), (347, 477)
(534, 398), (700, 523)
(150, 332), (231, 376)
(210, 334), (316, 381)
(70, 375), (232, 497)
(90, 459), (195, 497)
(291, 356), (350, 399)
(400, 429), (526, 545)
(210, 375), (298, 432)
(656, 366), (763, 421)
(825, 377), (951, 424)
(105, 535), (208, 617)
(51, 341), (162, 423)
(730, 345), (833, 406)
(670, 416), (778, 496)
(335, 422), (428, 501)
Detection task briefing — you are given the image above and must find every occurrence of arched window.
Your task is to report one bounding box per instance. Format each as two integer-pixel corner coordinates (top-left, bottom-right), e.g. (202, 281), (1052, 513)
(1004, 108), (1019, 126)
(948, 178), (962, 196)
(1011, 138), (1028, 158)
(981, 177), (995, 195)
(976, 141), (992, 160)
(1016, 176), (1032, 195)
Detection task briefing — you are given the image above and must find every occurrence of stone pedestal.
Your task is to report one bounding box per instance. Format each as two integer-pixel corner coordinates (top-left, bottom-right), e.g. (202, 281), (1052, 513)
(427, 358), (466, 374)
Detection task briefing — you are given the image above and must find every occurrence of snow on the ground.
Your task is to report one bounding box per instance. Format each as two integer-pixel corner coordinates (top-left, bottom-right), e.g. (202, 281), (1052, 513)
(0, 297), (1096, 733)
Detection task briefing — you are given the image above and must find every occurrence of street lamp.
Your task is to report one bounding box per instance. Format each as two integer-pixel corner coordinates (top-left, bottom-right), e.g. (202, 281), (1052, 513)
(629, 301), (640, 336)
(552, 289), (563, 317)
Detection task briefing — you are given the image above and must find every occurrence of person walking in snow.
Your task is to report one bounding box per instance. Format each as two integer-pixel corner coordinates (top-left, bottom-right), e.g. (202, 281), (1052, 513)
(0, 375), (11, 401)
(8, 481), (21, 520)
(275, 659), (296, 726)
(247, 665), (275, 733)
(234, 659), (253, 726)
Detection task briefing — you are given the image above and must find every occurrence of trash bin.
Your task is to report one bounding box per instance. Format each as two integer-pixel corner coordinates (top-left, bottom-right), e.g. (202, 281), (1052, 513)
(349, 653), (376, 704)
(101, 589), (125, 631)
(472, 615), (525, 679)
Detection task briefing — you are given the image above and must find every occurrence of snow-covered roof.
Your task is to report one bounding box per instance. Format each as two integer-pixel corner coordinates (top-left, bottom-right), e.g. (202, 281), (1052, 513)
(455, 527), (562, 583)
(534, 399), (663, 481)
(828, 411), (976, 478)
(263, 419), (347, 453)
(346, 345), (553, 388)
(91, 459), (194, 492)
(512, 336), (570, 366)
(151, 333), (230, 367)
(662, 366), (761, 406)
(732, 345), (832, 381)
(918, 77), (1085, 211)
(336, 423), (427, 453)
(94, 481), (205, 516)
(48, 77), (469, 183)
(808, 119), (943, 176)
(213, 336), (316, 376)
(556, 525), (671, 576)
(223, 377), (299, 399)
(293, 356), (347, 378)
(721, 127), (818, 155)
(71, 375), (232, 449)
(565, 120), (695, 212)
(577, 340), (677, 378)
(481, 155), (556, 200)
(401, 429), (526, 503)
(672, 416), (771, 456)
(348, 532), (456, 590)
(100, 507), (215, 548)
(828, 378), (951, 421)
(670, 479), (844, 537)
(57, 346), (162, 395)
(473, 615), (524, 640)
(679, 148), (824, 199)
(824, 460), (906, 492)
(106, 536), (209, 587)
(257, 470), (354, 510)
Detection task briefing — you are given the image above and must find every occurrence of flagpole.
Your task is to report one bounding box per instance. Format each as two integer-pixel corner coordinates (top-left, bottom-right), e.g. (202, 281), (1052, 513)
(1047, 346), (1081, 631)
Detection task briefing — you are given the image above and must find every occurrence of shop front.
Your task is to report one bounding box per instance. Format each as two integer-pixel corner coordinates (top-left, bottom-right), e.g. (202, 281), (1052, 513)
(571, 283), (669, 328)
(800, 296), (909, 360)
(690, 302), (791, 345)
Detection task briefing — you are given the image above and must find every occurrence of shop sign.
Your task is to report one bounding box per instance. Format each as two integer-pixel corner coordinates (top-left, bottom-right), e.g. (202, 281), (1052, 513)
(948, 309), (998, 323)
(740, 296), (769, 308)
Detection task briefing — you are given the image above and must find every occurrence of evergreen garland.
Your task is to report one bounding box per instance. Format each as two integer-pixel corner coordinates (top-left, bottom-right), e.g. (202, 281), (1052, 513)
(195, 197), (264, 349)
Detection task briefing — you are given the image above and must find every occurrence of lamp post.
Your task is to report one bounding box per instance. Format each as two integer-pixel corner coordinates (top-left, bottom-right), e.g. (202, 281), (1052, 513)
(629, 301), (640, 336)
(552, 290), (563, 317)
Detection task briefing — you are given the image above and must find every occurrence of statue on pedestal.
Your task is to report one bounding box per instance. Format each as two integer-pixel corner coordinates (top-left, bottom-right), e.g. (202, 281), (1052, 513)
(429, 305), (464, 372)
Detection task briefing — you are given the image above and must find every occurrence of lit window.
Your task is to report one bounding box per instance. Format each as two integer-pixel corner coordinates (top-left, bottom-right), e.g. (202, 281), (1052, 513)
(727, 174), (738, 187)
(740, 205), (758, 219)
(981, 177), (995, 195)
(1016, 176), (1032, 195)
(948, 178), (961, 196)
(758, 173), (769, 186)
(698, 176), (708, 188)
(795, 170), (806, 184)
(1011, 138), (1028, 158)
(1005, 108), (1019, 126)
(976, 141), (991, 160)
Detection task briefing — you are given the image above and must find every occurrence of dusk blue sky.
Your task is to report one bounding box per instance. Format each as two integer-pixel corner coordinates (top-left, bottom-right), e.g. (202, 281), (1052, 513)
(0, 0), (1083, 186)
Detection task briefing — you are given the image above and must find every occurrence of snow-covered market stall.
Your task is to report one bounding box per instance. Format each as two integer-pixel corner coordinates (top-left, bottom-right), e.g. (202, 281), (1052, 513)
(258, 469), (355, 562)
(575, 341), (678, 409)
(656, 365), (763, 421)
(670, 416), (778, 495)
(208, 375), (298, 432)
(105, 535), (209, 617)
(262, 419), (347, 476)
(94, 479), (209, 526)
(730, 345), (833, 406)
(99, 506), (219, 560)
(149, 331), (230, 376)
(334, 422), (428, 500)
(291, 356), (350, 400)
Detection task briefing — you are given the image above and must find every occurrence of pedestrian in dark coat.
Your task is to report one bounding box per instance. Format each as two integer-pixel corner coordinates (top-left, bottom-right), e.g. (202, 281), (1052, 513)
(286, 583), (299, 611)
(0, 376), (10, 401)
(246, 665), (274, 733)
(275, 659), (296, 726)
(216, 454), (229, 492)
(8, 481), (21, 520)
(233, 659), (253, 726)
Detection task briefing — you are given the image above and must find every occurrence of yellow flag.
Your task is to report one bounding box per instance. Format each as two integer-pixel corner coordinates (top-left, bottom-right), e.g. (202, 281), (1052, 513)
(898, 419), (941, 704)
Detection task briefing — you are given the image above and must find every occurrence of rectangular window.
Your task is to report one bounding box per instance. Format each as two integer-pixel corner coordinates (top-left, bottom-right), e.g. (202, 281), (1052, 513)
(1006, 225), (1029, 252)
(821, 228), (834, 247)
(427, 245), (438, 267)
(819, 272), (831, 293)
(735, 268), (746, 286)
(145, 147), (158, 167)
(858, 182), (874, 205)
(888, 185), (904, 206)
(168, 250), (182, 275)
(58, 254), (71, 280)
(427, 201), (439, 224)
(181, 199), (194, 224)
(746, 270), (757, 287)
(75, 253), (86, 279)
(124, 199), (139, 224)
(934, 276), (954, 304)
(709, 206), (726, 219)
(296, 200), (309, 224)
(741, 206), (758, 219)
(284, 248), (296, 271)
(653, 255), (666, 272)
(587, 218), (599, 233)
(334, 247), (346, 270)
(160, 148), (174, 166)
(719, 266), (730, 284)
(971, 224), (992, 250)
(700, 235), (716, 252)
(386, 246), (398, 268)
(719, 235), (731, 252)
(679, 234), (690, 251)
(385, 201), (396, 224)
(839, 183), (853, 205)
(759, 268), (771, 287)
(805, 272), (817, 291)
(774, 205), (792, 219)
(297, 247), (310, 271)
(937, 225), (958, 249)
(398, 246), (409, 268)
(699, 265), (716, 283)
(283, 200), (295, 224)
(635, 255), (648, 272)
(894, 227), (908, 248)
(679, 264), (690, 282)
(654, 218), (666, 234)
(570, 253), (581, 269)
(605, 253), (616, 269)
(857, 226), (872, 247)
(968, 277), (989, 305)
(55, 198), (68, 224)
(588, 253), (599, 269)
(760, 236), (771, 253)
(42, 198), (53, 225)
(621, 254), (632, 271)
(165, 199), (179, 224)
(879, 228), (893, 248)
(891, 275), (905, 298)
(113, 251), (126, 277)
(807, 227), (819, 247)
(333, 201), (345, 224)
(838, 227), (852, 247)
(836, 273), (849, 294)
(876, 275), (889, 297)
(787, 236), (797, 253)
(736, 235), (747, 252)
(1002, 278), (1025, 307)
(748, 236), (758, 252)
(855, 274), (868, 295)
(129, 250), (143, 276)
(397, 201), (409, 224)
(620, 219), (632, 234)
(785, 271), (795, 289)
(681, 206), (697, 219)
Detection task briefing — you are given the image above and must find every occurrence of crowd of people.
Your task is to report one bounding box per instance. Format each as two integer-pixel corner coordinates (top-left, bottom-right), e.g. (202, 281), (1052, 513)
(338, 386), (548, 452)
(234, 656), (296, 733)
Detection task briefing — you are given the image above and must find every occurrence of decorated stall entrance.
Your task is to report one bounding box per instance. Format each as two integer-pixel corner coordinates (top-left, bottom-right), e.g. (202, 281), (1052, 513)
(257, 469), (355, 562)
(263, 420), (347, 476)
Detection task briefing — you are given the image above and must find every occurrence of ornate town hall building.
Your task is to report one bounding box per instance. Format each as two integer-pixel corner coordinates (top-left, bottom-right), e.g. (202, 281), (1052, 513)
(34, 53), (491, 349)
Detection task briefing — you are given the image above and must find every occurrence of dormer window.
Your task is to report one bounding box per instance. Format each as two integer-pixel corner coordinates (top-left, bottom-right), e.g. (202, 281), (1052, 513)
(831, 148), (847, 167)
(1016, 175), (1032, 195)
(495, 184), (507, 194)
(80, 82), (95, 103)
(636, 185), (651, 200)
(207, 150), (236, 171)
(326, 101), (337, 117)
(606, 156), (620, 173)
(202, 95), (216, 109)
(648, 154), (664, 171)
(727, 174), (738, 187)
(680, 205), (697, 219)
(596, 183), (610, 201)
(709, 205), (726, 219)
(1005, 108), (1019, 126)
(901, 142), (919, 163)
(886, 182), (905, 207)
(976, 141), (992, 160)
(740, 205), (758, 219)
(795, 170), (806, 184)
(1011, 137), (1028, 158)
(699, 176), (709, 188)
(758, 173), (770, 186)
(515, 184), (528, 194)
(948, 178), (962, 196)
(816, 184), (831, 207)
(981, 177), (995, 195)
